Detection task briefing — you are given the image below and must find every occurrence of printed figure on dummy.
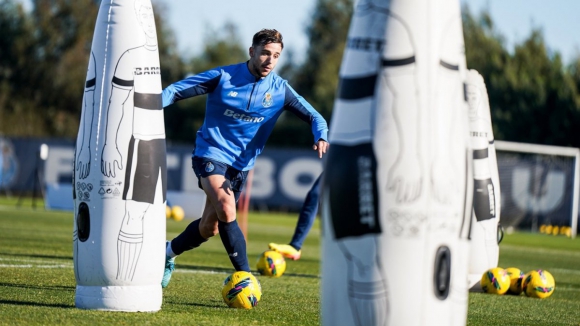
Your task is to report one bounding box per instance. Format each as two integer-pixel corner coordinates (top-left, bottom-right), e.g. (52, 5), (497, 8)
(465, 69), (503, 291)
(322, 0), (473, 325)
(100, 0), (167, 281)
(322, 1), (393, 325)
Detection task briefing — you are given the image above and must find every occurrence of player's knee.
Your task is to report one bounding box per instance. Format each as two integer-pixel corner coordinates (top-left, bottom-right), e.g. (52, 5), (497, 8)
(216, 200), (237, 223)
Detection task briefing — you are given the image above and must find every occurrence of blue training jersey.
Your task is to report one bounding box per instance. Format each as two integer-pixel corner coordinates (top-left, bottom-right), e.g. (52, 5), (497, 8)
(162, 62), (329, 171)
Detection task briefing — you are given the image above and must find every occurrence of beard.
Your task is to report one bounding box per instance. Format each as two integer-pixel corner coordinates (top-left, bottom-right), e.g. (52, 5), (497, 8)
(249, 59), (269, 78)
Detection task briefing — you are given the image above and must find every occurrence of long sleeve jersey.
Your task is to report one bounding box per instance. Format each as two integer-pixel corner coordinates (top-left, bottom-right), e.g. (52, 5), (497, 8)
(162, 62), (329, 171)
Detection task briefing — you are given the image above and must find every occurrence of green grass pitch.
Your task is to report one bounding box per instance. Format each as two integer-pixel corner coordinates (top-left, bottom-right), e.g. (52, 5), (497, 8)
(1, 197), (579, 325)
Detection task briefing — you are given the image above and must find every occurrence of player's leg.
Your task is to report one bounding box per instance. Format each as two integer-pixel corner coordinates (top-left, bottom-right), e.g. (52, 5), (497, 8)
(289, 174), (321, 249)
(200, 171), (250, 272)
(163, 157), (221, 288)
(162, 198), (219, 288)
(269, 173), (322, 260)
(168, 158), (249, 269)
(168, 198), (217, 255)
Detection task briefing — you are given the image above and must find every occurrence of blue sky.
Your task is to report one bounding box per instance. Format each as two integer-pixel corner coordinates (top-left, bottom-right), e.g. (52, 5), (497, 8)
(163, 0), (580, 66)
(16, 0), (580, 65)
(463, 0), (579, 64)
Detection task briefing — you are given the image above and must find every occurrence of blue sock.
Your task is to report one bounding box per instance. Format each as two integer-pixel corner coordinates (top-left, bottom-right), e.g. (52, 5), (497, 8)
(218, 219), (250, 272)
(171, 218), (207, 255)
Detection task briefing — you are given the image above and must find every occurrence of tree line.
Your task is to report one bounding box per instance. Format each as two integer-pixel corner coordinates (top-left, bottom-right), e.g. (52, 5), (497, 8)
(1, 0), (579, 148)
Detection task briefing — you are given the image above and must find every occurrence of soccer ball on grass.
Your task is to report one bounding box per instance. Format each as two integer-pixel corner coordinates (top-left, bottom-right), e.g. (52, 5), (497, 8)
(221, 271), (262, 309)
(522, 269), (555, 299)
(256, 250), (286, 277)
(505, 267), (525, 295)
(480, 267), (510, 295)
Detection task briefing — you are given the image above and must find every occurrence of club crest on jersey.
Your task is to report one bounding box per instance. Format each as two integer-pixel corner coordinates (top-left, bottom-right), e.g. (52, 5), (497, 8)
(205, 162), (215, 173)
(262, 92), (273, 107)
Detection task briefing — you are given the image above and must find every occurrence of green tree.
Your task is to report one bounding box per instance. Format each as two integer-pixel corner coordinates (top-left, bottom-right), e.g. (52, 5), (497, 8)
(0, 0), (184, 139)
(505, 31), (579, 146)
(463, 7), (580, 147)
(30, 0), (100, 136)
(155, 1), (187, 93)
(462, 6), (511, 140)
(0, 0), (42, 136)
(268, 0), (353, 147)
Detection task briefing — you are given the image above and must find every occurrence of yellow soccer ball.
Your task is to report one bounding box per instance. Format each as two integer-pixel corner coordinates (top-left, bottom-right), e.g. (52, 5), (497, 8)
(480, 267), (510, 295)
(171, 205), (185, 222)
(523, 270), (555, 299)
(505, 267), (525, 295)
(256, 250), (286, 277)
(166, 205), (172, 219)
(539, 225), (546, 233)
(221, 271), (262, 309)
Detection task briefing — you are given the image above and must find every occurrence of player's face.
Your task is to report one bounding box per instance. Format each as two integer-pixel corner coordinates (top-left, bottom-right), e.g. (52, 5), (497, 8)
(248, 42), (282, 78)
(138, 5), (157, 40)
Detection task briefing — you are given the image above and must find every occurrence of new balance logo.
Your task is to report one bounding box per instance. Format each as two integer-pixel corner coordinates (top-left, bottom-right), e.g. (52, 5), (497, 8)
(223, 109), (265, 123)
(227, 91), (238, 97)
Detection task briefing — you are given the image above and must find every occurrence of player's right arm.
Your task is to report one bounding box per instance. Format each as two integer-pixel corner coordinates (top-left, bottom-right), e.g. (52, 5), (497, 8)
(162, 69), (222, 107)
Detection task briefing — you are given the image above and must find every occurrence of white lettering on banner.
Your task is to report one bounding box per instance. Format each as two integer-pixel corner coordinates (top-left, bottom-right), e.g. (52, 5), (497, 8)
(251, 158), (275, 198)
(45, 147), (74, 184)
(512, 167), (565, 213)
(41, 143), (323, 208)
(279, 158), (323, 201)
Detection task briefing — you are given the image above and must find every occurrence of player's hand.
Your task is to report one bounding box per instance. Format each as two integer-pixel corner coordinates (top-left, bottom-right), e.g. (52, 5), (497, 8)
(313, 140), (329, 158)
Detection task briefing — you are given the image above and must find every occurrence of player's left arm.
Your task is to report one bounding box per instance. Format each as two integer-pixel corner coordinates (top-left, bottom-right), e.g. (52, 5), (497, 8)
(283, 84), (329, 158)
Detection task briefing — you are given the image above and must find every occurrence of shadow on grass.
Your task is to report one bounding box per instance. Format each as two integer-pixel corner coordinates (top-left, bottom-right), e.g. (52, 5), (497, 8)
(0, 282), (75, 291)
(276, 272), (319, 279)
(0, 299), (74, 309)
(0, 252), (72, 260)
(175, 264), (320, 279)
(167, 300), (225, 309)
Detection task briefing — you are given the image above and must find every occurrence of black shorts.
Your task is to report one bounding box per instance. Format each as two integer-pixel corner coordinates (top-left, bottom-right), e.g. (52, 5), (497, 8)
(191, 156), (248, 203)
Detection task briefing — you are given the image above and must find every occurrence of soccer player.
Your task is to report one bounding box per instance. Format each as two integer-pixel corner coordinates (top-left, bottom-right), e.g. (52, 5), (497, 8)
(160, 29), (329, 288)
(268, 173), (322, 261)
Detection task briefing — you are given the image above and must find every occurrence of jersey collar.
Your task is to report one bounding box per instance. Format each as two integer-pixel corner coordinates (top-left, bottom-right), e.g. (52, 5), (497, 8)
(244, 61), (269, 82)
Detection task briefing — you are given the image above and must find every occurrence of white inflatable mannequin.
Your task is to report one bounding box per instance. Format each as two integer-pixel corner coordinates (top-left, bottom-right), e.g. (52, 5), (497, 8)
(73, 0), (166, 311)
(321, 1), (389, 325)
(321, 0), (472, 325)
(466, 69), (501, 291)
